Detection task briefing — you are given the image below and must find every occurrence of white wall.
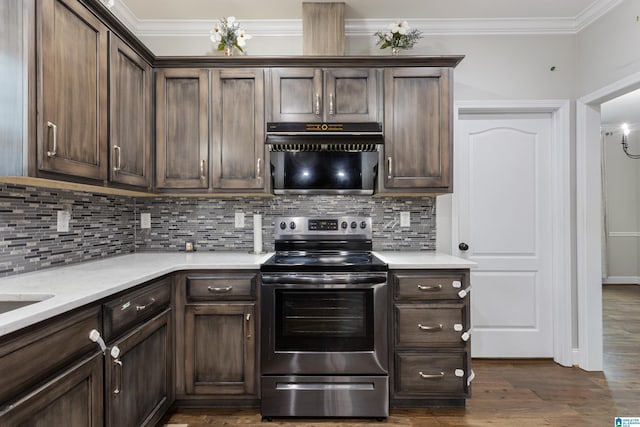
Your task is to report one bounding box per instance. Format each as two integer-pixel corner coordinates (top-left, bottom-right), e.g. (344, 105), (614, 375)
(141, 32), (578, 101)
(576, 0), (640, 97)
(602, 128), (640, 283)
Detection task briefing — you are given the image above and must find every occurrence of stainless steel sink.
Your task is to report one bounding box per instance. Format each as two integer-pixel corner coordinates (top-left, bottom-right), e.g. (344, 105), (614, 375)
(0, 294), (54, 315)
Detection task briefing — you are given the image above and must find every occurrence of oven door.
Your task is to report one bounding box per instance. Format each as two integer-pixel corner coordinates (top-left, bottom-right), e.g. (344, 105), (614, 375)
(260, 273), (388, 375)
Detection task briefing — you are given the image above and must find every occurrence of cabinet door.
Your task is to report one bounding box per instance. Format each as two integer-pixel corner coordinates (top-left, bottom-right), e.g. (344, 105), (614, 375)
(184, 303), (256, 395)
(211, 69), (265, 190)
(105, 309), (172, 427)
(155, 68), (210, 189)
(0, 352), (103, 426)
(109, 35), (152, 189)
(38, 0), (108, 180)
(270, 68), (322, 122)
(383, 67), (452, 191)
(325, 68), (379, 122)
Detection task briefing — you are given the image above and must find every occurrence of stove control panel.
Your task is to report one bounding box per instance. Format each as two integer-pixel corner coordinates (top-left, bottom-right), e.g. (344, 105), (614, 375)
(308, 219), (339, 231)
(274, 216), (372, 238)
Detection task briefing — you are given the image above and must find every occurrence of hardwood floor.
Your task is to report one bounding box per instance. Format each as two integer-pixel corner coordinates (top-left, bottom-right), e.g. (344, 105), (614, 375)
(162, 285), (639, 426)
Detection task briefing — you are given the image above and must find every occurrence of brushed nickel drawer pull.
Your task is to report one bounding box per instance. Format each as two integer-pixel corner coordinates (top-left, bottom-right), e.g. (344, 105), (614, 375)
(315, 93), (321, 115)
(113, 359), (123, 394)
(200, 159), (206, 180)
(417, 284), (442, 291)
(256, 157), (262, 179)
(110, 346), (123, 395)
(113, 145), (122, 173)
(418, 371), (444, 380)
(417, 323), (443, 331)
(208, 286), (232, 293)
(387, 157), (393, 179)
(329, 93), (334, 115)
(47, 121), (57, 157)
(136, 297), (155, 311)
(246, 312), (252, 338)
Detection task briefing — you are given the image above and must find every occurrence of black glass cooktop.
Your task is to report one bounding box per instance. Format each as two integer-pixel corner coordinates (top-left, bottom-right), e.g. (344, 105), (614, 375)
(261, 251), (388, 272)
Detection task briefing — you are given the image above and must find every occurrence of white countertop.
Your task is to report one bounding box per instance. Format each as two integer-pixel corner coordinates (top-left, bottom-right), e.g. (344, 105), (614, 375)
(373, 251), (476, 269)
(0, 252), (272, 337)
(0, 251), (473, 337)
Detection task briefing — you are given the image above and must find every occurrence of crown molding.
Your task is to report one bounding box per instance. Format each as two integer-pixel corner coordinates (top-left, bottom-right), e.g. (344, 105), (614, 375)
(574, 0), (625, 32)
(111, 0), (624, 38)
(111, 0), (138, 31)
(348, 18), (578, 36)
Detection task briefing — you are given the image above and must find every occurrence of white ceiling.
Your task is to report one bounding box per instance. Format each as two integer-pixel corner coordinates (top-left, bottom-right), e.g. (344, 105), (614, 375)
(601, 89), (640, 128)
(121, 0), (605, 21)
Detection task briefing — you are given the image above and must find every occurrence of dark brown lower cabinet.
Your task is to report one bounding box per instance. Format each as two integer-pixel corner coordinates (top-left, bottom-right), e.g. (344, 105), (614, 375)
(390, 269), (472, 407)
(0, 352), (104, 426)
(105, 309), (173, 427)
(184, 303), (256, 396)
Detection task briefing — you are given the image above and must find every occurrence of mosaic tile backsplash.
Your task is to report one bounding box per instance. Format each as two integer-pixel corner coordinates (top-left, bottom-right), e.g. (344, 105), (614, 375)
(0, 183), (135, 277)
(135, 195), (436, 253)
(0, 183), (436, 277)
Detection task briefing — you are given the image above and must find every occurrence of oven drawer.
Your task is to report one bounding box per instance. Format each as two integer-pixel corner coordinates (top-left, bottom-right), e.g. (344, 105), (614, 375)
(261, 375), (389, 418)
(395, 303), (468, 348)
(187, 274), (256, 301)
(394, 352), (469, 397)
(392, 271), (467, 301)
(103, 276), (171, 341)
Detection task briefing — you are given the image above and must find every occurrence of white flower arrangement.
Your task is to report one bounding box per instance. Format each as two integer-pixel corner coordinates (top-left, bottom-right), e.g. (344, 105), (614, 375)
(210, 16), (252, 54)
(374, 20), (423, 52)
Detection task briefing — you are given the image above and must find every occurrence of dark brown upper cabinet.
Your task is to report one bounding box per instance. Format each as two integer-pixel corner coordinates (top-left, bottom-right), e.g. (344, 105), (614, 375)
(211, 68), (266, 191)
(269, 68), (380, 123)
(37, 0), (108, 180)
(109, 34), (153, 190)
(381, 67), (453, 193)
(155, 68), (210, 190)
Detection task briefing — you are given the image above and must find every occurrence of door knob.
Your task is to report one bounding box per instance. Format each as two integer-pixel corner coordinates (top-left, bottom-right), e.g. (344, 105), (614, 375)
(458, 242), (469, 251)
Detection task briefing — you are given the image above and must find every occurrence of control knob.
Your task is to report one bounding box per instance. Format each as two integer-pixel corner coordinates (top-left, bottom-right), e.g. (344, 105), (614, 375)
(360, 221), (367, 229)
(341, 221), (348, 229)
(290, 221), (296, 230)
(350, 221), (357, 229)
(279, 221), (287, 230)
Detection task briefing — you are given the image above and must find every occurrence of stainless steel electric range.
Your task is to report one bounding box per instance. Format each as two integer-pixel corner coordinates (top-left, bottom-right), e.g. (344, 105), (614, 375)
(260, 216), (389, 420)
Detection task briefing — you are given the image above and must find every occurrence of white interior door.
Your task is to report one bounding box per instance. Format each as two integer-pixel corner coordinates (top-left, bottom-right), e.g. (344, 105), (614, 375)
(456, 113), (554, 358)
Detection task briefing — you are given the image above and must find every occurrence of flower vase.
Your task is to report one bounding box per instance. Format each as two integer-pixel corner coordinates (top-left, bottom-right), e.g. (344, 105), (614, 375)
(224, 46), (233, 56)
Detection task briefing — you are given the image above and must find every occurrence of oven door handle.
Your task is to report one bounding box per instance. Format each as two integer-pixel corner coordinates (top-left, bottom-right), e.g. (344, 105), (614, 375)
(261, 274), (387, 285)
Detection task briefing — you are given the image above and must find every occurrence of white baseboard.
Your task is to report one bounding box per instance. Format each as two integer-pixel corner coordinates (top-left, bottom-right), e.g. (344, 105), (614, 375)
(603, 276), (640, 285)
(572, 348), (581, 368)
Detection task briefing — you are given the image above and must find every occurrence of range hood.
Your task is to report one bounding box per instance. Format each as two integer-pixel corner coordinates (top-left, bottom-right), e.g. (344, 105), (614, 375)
(267, 122), (381, 195)
(266, 122), (384, 150)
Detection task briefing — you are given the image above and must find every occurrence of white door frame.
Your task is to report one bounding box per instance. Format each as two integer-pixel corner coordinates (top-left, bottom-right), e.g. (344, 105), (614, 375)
(453, 100), (573, 367)
(576, 71), (640, 371)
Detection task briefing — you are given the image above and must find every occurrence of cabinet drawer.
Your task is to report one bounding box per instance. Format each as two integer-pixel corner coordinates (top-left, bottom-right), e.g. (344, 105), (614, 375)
(103, 277), (171, 341)
(395, 303), (468, 347)
(395, 352), (469, 396)
(393, 271), (467, 300)
(0, 305), (101, 405)
(187, 274), (256, 301)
